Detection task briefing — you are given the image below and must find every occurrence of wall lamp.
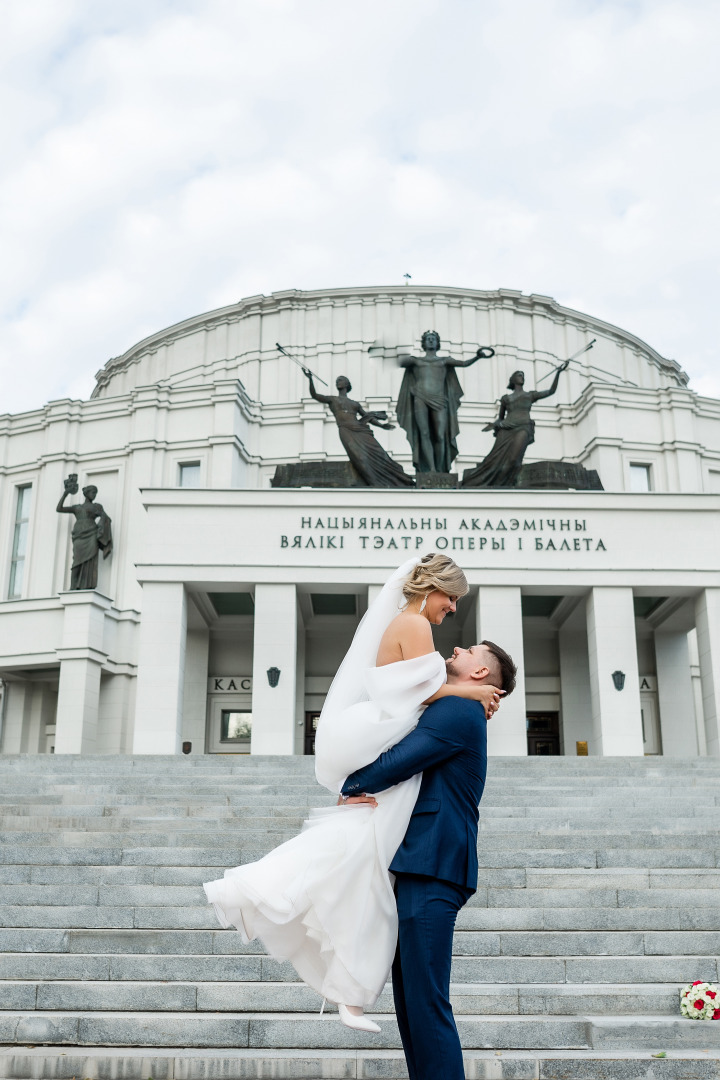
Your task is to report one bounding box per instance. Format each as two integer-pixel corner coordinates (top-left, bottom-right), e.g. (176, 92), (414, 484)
(611, 670), (626, 691)
(267, 667), (281, 688)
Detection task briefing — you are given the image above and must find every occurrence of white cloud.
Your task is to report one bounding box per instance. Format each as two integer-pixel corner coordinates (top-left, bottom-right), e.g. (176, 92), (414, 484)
(1, 0), (719, 414)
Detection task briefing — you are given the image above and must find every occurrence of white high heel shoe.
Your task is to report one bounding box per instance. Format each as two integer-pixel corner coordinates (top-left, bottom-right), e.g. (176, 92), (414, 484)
(338, 1003), (381, 1033)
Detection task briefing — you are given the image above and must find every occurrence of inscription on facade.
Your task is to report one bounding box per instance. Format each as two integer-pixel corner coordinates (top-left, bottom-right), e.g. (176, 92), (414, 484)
(207, 677), (252, 692)
(279, 515), (607, 554)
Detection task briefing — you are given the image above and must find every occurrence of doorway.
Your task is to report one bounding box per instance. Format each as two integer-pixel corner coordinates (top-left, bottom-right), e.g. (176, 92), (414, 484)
(207, 694), (253, 753)
(640, 692), (662, 754)
(304, 711), (321, 755)
(526, 712), (560, 755)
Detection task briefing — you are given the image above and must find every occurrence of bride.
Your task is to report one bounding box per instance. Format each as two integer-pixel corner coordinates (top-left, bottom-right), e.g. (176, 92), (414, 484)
(203, 553), (502, 1032)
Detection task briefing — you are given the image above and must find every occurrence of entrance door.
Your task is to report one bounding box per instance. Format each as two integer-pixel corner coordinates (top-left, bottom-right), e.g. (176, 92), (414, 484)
(526, 712), (560, 755)
(304, 711), (321, 755)
(640, 692), (662, 755)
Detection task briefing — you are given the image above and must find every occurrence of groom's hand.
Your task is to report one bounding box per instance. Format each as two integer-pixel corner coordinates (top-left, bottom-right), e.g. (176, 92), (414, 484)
(337, 794), (378, 807)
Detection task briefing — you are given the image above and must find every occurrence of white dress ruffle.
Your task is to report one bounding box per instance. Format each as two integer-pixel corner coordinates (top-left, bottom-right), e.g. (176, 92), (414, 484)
(203, 558), (445, 1008)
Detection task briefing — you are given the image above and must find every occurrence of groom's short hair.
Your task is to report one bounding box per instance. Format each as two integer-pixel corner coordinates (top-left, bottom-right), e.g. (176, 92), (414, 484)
(481, 640), (517, 695)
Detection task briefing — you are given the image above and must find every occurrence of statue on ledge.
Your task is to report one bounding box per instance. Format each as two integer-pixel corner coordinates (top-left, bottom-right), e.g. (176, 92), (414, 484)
(397, 330), (494, 473)
(302, 370), (414, 487)
(463, 362), (569, 488)
(57, 475), (113, 590)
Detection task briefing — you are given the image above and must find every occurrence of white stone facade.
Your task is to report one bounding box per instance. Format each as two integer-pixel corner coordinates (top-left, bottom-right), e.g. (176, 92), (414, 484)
(1, 285), (719, 758)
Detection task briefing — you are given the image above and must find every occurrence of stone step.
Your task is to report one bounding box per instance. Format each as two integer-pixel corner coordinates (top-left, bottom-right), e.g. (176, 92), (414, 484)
(2, 773), (718, 787)
(0, 782), (716, 800)
(0, 863), (716, 888)
(2, 752), (717, 765)
(4, 789), (720, 805)
(462, 907), (719, 931)
(2, 785), (718, 800)
(2, 843), (717, 870)
(3, 1047), (720, 1080)
(1, 754), (717, 770)
(4, 893), (720, 949)
(5, 811), (720, 833)
(0, 981), (693, 1015)
(1, 825), (718, 849)
(2, 864), (716, 889)
(16, 803), (720, 825)
(1, 904), (715, 933)
(0, 844), (622, 868)
(0, 810), (714, 833)
(3, 791), (718, 814)
(3, 945), (716, 985)
(2, 1009), (720, 1051)
(4, 880), (720, 908)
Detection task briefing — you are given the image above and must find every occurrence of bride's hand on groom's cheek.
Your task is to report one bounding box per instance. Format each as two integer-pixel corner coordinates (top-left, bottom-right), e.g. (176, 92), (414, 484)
(337, 794), (378, 807)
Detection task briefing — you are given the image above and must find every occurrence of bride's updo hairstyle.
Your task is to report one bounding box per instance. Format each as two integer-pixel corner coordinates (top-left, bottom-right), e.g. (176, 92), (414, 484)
(402, 553), (468, 606)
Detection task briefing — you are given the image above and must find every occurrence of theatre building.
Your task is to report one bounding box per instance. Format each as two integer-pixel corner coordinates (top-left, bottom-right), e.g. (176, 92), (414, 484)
(1, 285), (719, 760)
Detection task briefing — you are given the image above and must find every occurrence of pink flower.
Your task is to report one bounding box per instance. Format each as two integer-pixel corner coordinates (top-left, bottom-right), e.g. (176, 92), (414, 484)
(694, 999), (705, 1010)
(708, 991), (717, 1000)
(692, 981), (704, 987)
(713, 1010), (720, 1020)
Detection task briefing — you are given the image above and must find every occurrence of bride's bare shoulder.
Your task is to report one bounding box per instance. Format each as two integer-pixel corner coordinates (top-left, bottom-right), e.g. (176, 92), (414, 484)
(391, 610), (430, 630)
(377, 611), (434, 666)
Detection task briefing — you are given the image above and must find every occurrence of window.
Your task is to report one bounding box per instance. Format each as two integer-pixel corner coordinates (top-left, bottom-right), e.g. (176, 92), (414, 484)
(629, 464), (651, 492)
(220, 710), (252, 745)
(8, 485), (32, 599)
(179, 462), (201, 488)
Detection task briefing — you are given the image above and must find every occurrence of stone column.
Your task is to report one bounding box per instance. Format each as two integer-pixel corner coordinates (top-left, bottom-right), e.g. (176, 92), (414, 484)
(55, 592), (111, 754)
(586, 587), (643, 755)
(294, 602), (306, 755)
(98, 673), (135, 754)
(133, 582), (187, 754)
(251, 584), (297, 755)
(688, 629), (707, 756)
(0, 683), (26, 754)
(654, 631), (697, 756)
(695, 589), (720, 757)
(476, 586), (527, 756)
(181, 628), (210, 752)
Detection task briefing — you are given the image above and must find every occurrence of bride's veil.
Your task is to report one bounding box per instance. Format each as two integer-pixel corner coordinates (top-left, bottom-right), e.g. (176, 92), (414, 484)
(313, 557), (421, 788)
(318, 556), (420, 721)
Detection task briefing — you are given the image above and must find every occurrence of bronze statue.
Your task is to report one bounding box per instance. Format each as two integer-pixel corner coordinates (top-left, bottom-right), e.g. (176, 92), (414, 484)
(396, 331), (494, 473)
(303, 370), (413, 487)
(57, 475), (113, 589)
(463, 362), (569, 488)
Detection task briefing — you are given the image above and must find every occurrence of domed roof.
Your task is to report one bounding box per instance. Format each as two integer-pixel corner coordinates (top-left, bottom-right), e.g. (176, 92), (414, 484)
(92, 285), (688, 401)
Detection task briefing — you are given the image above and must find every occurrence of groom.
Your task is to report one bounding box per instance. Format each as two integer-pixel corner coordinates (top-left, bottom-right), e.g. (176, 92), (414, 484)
(341, 640), (517, 1080)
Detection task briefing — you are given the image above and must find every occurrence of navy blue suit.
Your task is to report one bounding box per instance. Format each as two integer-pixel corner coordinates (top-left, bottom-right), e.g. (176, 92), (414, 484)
(342, 695), (487, 1080)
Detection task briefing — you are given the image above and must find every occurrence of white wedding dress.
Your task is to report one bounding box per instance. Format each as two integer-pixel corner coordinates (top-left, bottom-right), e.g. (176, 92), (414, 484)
(203, 557), (446, 1007)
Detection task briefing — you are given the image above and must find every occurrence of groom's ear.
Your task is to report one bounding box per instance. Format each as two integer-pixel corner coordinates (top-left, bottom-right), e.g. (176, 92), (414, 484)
(470, 665), (491, 681)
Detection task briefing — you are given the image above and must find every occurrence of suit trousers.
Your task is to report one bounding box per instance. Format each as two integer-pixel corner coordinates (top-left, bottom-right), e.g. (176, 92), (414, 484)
(392, 873), (472, 1080)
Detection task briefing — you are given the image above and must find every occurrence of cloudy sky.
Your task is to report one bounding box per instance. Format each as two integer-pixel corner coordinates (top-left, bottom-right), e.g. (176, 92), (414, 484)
(1, 0), (718, 414)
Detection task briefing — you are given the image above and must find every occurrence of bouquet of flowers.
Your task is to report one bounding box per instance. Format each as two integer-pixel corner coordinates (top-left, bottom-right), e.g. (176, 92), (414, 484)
(680, 981), (720, 1019)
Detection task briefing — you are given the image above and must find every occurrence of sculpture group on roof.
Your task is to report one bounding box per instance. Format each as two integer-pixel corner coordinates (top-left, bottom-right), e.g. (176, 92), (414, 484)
(289, 331), (580, 490)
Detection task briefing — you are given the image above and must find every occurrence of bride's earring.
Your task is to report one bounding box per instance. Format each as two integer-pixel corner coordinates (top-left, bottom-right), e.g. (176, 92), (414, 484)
(419, 595), (427, 612)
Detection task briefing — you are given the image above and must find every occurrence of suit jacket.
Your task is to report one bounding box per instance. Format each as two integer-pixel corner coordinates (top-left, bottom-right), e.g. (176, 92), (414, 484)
(341, 695), (487, 892)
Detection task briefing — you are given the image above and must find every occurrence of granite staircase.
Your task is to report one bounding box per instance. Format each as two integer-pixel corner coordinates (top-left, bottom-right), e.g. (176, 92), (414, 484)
(0, 754), (720, 1079)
